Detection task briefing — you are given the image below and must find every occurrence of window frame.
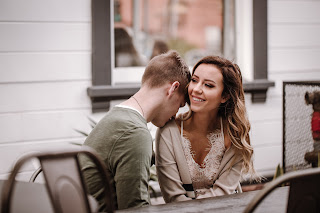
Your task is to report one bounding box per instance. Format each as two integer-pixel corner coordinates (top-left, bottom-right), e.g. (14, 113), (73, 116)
(88, 0), (274, 112)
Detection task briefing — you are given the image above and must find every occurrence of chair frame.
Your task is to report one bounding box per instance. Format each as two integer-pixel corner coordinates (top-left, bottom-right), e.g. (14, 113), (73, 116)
(29, 166), (42, 183)
(1, 146), (115, 213)
(243, 167), (320, 213)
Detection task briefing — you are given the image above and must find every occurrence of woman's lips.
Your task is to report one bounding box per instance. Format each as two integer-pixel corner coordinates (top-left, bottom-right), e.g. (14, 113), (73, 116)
(191, 96), (205, 102)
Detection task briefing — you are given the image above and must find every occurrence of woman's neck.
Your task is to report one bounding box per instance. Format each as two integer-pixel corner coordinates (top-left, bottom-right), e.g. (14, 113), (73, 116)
(186, 111), (220, 134)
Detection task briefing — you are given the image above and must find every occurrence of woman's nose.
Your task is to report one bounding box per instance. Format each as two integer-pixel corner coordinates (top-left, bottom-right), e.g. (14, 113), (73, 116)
(193, 83), (202, 94)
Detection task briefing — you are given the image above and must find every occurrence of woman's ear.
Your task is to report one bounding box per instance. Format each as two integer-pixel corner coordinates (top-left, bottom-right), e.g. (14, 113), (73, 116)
(221, 94), (230, 104)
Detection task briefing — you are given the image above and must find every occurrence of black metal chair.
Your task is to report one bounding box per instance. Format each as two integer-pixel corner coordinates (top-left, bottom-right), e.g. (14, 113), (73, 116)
(243, 167), (320, 213)
(1, 146), (115, 213)
(29, 166), (43, 183)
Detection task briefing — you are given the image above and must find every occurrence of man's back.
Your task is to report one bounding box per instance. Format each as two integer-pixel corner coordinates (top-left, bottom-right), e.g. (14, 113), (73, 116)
(80, 106), (152, 211)
(80, 50), (191, 211)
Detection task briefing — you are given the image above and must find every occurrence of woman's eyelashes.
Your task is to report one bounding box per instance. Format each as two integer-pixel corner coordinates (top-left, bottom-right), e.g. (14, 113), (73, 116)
(191, 78), (197, 83)
(191, 78), (214, 89)
(205, 83), (214, 88)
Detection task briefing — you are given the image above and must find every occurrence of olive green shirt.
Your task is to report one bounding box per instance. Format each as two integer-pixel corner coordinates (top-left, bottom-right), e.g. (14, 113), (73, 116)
(80, 106), (152, 211)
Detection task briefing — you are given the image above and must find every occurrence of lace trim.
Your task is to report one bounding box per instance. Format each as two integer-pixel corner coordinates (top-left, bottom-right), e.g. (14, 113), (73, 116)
(181, 126), (226, 190)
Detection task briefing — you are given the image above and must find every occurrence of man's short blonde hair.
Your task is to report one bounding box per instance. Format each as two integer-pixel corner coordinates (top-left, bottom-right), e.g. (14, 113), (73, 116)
(141, 50), (191, 94)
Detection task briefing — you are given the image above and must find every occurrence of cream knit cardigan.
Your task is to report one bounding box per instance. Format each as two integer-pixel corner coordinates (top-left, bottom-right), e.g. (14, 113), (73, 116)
(155, 120), (243, 203)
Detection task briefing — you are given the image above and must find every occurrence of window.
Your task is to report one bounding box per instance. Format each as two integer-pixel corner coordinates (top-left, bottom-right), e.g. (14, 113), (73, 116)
(113, 0), (235, 67)
(89, 0), (274, 112)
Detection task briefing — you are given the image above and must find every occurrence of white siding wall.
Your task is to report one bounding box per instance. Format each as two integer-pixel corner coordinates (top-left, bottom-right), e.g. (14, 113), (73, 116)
(0, 0), (93, 180)
(251, 0), (320, 177)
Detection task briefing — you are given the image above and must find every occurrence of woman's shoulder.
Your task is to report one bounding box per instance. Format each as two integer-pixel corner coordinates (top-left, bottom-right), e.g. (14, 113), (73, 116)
(224, 144), (243, 163)
(159, 119), (179, 131)
(156, 119), (181, 137)
(155, 120), (182, 148)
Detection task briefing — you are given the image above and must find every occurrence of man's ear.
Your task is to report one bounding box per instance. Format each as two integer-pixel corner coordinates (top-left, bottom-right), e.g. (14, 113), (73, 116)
(168, 81), (180, 96)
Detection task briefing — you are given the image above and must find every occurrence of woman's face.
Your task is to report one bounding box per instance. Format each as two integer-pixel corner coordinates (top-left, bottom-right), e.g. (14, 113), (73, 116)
(188, 63), (227, 114)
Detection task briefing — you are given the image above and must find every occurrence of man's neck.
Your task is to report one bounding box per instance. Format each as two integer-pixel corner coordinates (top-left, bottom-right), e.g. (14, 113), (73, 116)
(121, 86), (167, 122)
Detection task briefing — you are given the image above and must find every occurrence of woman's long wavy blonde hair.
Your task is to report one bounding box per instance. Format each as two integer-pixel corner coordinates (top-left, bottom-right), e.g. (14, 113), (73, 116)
(183, 56), (259, 179)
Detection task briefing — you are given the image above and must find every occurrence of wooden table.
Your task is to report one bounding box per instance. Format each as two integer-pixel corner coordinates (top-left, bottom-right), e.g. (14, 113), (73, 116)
(118, 186), (289, 213)
(1, 179), (289, 213)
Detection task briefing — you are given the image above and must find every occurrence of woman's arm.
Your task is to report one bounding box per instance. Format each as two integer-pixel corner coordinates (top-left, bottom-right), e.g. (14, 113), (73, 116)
(197, 153), (243, 199)
(155, 126), (192, 203)
(211, 157), (243, 196)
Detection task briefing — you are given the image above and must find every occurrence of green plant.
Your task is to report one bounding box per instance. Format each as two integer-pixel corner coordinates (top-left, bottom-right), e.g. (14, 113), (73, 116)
(71, 117), (97, 146)
(273, 163), (283, 180)
(74, 116), (97, 137)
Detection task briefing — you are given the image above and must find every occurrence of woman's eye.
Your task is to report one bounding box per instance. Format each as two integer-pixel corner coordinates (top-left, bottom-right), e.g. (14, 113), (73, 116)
(205, 84), (214, 88)
(191, 78), (197, 83)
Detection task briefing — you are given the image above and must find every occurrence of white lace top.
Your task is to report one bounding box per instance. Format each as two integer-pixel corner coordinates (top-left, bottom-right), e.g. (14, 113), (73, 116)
(181, 118), (226, 193)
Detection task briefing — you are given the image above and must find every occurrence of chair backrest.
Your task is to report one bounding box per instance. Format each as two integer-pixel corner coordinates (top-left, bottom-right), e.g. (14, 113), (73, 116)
(286, 172), (320, 213)
(1, 146), (115, 213)
(243, 167), (320, 213)
(29, 166), (43, 183)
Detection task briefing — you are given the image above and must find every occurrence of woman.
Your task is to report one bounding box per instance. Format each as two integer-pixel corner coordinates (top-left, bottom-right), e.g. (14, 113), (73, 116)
(155, 55), (259, 203)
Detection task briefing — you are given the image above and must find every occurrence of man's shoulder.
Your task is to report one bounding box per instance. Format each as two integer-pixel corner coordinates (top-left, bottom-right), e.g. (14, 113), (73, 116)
(101, 107), (146, 127)
(84, 107), (147, 145)
(104, 107), (151, 138)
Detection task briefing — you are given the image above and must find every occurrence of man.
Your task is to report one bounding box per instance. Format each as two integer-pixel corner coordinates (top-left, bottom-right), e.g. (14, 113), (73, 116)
(80, 50), (191, 211)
